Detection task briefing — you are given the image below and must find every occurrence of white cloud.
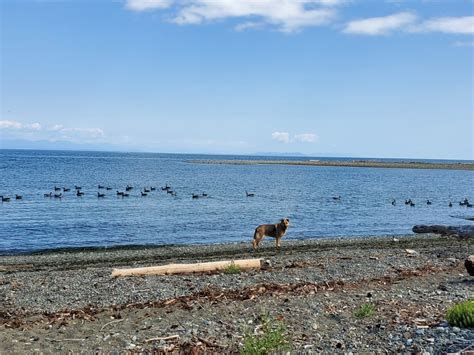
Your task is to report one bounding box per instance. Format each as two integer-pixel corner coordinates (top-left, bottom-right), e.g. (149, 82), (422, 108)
(343, 12), (417, 35)
(126, 0), (172, 11)
(0, 120), (42, 130)
(414, 16), (474, 34)
(453, 40), (474, 47)
(0, 120), (104, 142)
(294, 133), (318, 143)
(126, 0), (341, 32)
(272, 131), (290, 143)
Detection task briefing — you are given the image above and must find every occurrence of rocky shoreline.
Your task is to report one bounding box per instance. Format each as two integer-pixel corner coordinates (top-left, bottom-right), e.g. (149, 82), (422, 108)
(189, 159), (474, 171)
(1, 235), (473, 353)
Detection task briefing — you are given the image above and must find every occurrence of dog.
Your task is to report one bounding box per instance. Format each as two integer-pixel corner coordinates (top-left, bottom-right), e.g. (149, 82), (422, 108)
(252, 218), (290, 250)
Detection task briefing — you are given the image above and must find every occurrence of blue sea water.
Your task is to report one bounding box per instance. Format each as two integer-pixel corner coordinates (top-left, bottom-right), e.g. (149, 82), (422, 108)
(0, 149), (473, 254)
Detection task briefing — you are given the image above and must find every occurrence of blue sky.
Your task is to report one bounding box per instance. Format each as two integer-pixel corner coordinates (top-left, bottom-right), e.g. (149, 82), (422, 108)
(1, 0), (473, 159)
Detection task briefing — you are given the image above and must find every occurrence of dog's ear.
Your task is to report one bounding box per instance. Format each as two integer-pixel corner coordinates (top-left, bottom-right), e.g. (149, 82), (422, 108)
(280, 219), (285, 223)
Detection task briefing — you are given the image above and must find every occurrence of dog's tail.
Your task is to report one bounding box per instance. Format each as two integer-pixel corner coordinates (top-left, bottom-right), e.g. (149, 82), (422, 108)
(252, 229), (258, 249)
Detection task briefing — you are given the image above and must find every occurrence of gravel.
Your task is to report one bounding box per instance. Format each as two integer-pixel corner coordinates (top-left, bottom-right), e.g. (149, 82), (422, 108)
(1, 234), (473, 353)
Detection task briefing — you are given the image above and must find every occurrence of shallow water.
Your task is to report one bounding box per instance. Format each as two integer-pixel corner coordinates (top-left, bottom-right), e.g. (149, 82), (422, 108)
(0, 150), (472, 254)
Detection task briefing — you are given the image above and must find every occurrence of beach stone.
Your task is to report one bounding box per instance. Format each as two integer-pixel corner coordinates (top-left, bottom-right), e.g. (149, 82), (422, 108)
(452, 327), (460, 333)
(465, 255), (474, 276)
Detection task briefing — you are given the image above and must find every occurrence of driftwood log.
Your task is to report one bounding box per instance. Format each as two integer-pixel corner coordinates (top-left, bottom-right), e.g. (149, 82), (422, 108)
(465, 256), (474, 276)
(412, 225), (474, 239)
(111, 258), (262, 277)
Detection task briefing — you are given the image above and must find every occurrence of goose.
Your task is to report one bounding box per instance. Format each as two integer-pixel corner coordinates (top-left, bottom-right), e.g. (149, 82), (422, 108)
(122, 193), (130, 197)
(98, 185), (105, 189)
(202, 192), (208, 197)
(117, 191), (124, 196)
(106, 187), (112, 190)
(97, 192), (105, 198)
(426, 200), (432, 205)
(405, 199), (412, 205)
(54, 186), (61, 191)
(141, 192), (148, 197)
(15, 195), (22, 200)
(171, 191), (177, 197)
(54, 193), (63, 198)
(448, 201), (452, 207)
(75, 185), (82, 190)
(391, 199), (396, 206)
(192, 193), (199, 199)
(162, 185), (170, 191)
(150, 187), (156, 191)
(467, 202), (473, 208)
(409, 201), (415, 207)
(332, 195), (341, 200)
(0, 196), (11, 202)
(125, 185), (133, 191)
(76, 190), (84, 196)
(246, 191), (255, 197)
(44, 192), (52, 198)
(167, 190), (174, 194)
(144, 188), (150, 193)
(63, 187), (70, 192)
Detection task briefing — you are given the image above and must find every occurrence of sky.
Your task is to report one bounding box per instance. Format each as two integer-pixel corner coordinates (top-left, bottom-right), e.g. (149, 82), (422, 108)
(0, 0), (473, 159)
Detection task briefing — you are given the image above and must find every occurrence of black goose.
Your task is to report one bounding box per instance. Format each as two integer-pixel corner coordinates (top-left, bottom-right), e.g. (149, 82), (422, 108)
(54, 193), (63, 198)
(426, 200), (432, 205)
(141, 192), (148, 197)
(144, 188), (150, 193)
(391, 199), (396, 206)
(44, 192), (52, 198)
(410, 201), (415, 207)
(106, 187), (112, 190)
(332, 195), (341, 200)
(125, 185), (133, 191)
(448, 201), (452, 207)
(54, 186), (61, 191)
(97, 192), (105, 198)
(15, 195), (22, 200)
(98, 185), (105, 189)
(0, 196), (11, 202)
(63, 187), (70, 192)
(192, 193), (199, 199)
(75, 185), (82, 190)
(246, 191), (255, 197)
(76, 190), (84, 196)
(150, 187), (156, 191)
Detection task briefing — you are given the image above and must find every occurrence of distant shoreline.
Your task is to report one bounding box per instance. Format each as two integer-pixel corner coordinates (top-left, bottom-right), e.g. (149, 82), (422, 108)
(189, 159), (474, 170)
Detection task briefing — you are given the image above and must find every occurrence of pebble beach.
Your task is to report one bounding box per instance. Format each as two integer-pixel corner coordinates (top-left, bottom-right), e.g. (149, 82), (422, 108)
(1, 234), (473, 353)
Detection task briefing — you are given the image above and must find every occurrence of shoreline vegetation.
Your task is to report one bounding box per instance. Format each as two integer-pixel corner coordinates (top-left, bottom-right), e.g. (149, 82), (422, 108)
(1, 234), (473, 353)
(189, 159), (474, 171)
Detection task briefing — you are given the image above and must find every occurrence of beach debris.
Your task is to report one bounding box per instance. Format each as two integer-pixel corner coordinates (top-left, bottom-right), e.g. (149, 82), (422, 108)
(465, 256), (474, 276)
(111, 258), (262, 277)
(405, 249), (418, 255)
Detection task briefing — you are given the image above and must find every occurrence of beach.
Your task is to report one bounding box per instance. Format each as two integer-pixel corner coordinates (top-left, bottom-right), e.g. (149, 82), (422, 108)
(1, 234), (473, 353)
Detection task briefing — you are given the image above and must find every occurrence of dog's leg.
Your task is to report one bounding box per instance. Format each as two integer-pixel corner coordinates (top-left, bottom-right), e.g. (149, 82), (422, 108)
(276, 236), (282, 249)
(253, 232), (264, 249)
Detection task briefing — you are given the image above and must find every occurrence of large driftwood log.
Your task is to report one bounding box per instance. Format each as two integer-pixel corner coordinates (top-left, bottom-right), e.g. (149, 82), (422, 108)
(111, 258), (262, 277)
(412, 225), (474, 238)
(465, 256), (474, 276)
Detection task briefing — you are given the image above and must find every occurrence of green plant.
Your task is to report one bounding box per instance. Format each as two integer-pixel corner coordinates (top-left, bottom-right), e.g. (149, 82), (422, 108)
(241, 315), (290, 355)
(354, 303), (375, 319)
(223, 262), (241, 274)
(446, 299), (474, 328)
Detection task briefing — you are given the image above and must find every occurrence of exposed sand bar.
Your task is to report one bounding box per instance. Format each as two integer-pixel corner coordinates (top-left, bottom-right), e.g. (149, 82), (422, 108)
(189, 159), (474, 170)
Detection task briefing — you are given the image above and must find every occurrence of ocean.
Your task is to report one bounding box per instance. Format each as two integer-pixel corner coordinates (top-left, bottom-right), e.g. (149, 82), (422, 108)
(0, 149), (472, 254)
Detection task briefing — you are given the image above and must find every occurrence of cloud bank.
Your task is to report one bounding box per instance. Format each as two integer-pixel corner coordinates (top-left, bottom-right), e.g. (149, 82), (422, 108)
(0, 120), (105, 143)
(272, 132), (318, 143)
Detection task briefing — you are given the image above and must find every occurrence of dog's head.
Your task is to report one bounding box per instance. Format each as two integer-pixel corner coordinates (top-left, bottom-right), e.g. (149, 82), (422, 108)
(280, 218), (290, 228)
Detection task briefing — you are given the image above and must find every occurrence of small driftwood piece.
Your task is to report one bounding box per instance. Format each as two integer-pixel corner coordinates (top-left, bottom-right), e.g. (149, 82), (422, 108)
(111, 258), (262, 277)
(412, 225), (474, 238)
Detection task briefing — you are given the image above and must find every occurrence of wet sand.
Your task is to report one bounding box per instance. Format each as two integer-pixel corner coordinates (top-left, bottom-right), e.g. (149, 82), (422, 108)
(1, 235), (473, 353)
(190, 159), (474, 171)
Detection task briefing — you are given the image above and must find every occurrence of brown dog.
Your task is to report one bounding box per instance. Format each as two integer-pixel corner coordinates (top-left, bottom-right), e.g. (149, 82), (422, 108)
(252, 218), (290, 249)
